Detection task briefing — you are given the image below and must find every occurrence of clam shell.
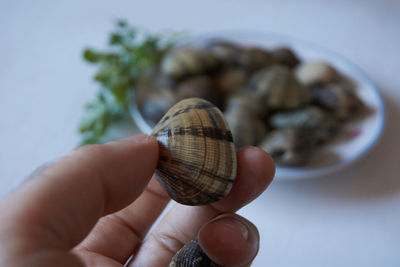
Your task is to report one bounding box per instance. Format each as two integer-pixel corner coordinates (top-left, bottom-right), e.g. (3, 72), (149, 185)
(213, 67), (248, 98)
(259, 128), (313, 166)
(135, 67), (175, 106)
(270, 106), (327, 129)
(139, 90), (178, 127)
(271, 46), (300, 68)
(239, 47), (275, 72)
(295, 61), (337, 87)
(161, 47), (220, 80)
(224, 91), (266, 118)
(225, 108), (269, 149)
(310, 83), (364, 120)
(169, 239), (221, 267)
(175, 75), (221, 105)
(269, 106), (338, 144)
(249, 65), (309, 110)
(207, 40), (243, 66)
(152, 98), (237, 205)
(136, 68), (178, 127)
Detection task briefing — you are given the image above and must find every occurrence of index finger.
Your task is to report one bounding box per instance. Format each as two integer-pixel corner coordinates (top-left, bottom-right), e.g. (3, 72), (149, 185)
(0, 135), (158, 252)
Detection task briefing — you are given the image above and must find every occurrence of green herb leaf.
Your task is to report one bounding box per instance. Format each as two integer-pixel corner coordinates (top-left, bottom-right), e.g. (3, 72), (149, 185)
(79, 21), (177, 145)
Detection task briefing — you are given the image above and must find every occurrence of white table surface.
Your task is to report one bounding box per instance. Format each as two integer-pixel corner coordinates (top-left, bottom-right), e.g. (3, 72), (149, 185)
(1, 1), (400, 266)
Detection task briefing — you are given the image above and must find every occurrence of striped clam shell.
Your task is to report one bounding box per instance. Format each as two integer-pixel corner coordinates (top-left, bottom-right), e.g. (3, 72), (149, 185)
(169, 239), (220, 267)
(152, 98), (237, 206)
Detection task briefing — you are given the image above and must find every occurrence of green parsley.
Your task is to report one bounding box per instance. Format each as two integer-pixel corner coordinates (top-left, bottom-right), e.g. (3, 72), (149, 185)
(79, 20), (176, 145)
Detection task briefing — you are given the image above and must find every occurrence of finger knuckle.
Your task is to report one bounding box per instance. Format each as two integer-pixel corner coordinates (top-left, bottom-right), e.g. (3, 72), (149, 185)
(151, 229), (187, 256)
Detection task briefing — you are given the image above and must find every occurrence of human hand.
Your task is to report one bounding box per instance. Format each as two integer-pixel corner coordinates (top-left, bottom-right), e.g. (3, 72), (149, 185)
(0, 135), (274, 267)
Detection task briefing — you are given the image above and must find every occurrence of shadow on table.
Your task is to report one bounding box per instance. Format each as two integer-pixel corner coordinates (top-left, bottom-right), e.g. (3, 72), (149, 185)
(271, 92), (400, 203)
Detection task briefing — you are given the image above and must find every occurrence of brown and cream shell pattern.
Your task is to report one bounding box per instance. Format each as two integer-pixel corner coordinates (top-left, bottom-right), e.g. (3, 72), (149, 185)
(151, 98), (237, 206)
(169, 239), (221, 267)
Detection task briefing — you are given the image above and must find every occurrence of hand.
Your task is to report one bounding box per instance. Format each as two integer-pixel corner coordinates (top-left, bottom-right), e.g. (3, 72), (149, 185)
(0, 135), (274, 267)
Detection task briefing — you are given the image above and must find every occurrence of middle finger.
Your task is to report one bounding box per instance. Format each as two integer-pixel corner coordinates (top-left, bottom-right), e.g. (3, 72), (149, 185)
(131, 146), (274, 266)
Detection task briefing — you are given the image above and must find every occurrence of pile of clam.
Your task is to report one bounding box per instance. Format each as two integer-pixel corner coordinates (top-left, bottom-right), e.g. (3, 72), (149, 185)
(136, 40), (364, 166)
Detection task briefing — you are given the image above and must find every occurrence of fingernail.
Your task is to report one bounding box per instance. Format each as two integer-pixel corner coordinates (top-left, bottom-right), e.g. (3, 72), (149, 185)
(199, 214), (259, 266)
(215, 215), (249, 240)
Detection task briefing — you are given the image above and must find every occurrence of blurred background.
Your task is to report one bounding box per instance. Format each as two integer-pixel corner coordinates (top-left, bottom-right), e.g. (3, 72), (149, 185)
(1, 0), (400, 266)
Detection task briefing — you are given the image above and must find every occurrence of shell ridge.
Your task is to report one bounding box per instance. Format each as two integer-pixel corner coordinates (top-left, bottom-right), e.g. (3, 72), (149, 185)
(206, 107), (236, 196)
(156, 162), (207, 202)
(204, 106), (233, 141)
(154, 168), (178, 199)
(188, 105), (212, 204)
(161, 157), (235, 183)
(205, 106), (220, 127)
(171, 102), (214, 118)
(156, 165), (221, 204)
(204, 107), (224, 200)
(154, 142), (188, 200)
(164, 125), (233, 143)
(198, 109), (234, 182)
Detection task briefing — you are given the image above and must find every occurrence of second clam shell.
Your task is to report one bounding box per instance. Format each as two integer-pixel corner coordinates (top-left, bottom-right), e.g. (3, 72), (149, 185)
(152, 98), (237, 206)
(169, 239), (221, 267)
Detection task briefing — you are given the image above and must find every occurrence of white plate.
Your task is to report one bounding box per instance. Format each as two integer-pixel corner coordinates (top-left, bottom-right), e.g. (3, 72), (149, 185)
(130, 31), (385, 180)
